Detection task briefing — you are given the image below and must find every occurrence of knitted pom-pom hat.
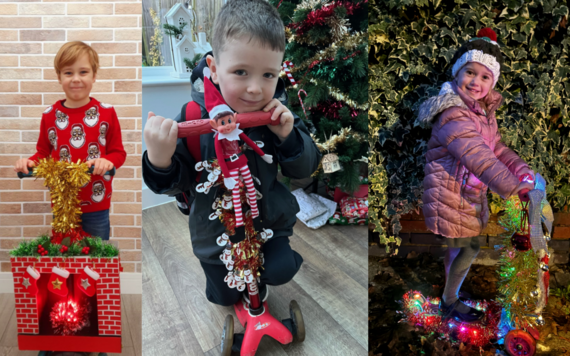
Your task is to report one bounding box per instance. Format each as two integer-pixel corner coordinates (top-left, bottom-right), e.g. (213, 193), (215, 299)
(450, 27), (503, 88)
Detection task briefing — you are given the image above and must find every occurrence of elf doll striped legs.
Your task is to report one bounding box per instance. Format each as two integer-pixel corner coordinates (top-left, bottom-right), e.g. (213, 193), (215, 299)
(229, 165), (259, 227)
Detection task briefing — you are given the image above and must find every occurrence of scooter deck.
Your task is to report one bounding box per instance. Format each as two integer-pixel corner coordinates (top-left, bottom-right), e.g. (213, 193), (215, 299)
(234, 300), (293, 356)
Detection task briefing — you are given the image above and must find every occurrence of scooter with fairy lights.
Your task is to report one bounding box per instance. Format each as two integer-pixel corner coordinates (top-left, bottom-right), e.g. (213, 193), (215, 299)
(399, 173), (554, 356)
(18, 165), (117, 356)
(220, 267), (305, 356)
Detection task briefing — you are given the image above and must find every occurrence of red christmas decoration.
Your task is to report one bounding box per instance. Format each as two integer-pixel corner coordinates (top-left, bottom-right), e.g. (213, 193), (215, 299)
(400, 291), (502, 348)
(21, 266), (40, 295)
(313, 100), (359, 121)
(77, 266), (99, 297)
(287, 1), (366, 37)
(50, 298), (91, 335)
(477, 27), (497, 42)
(48, 266), (69, 296)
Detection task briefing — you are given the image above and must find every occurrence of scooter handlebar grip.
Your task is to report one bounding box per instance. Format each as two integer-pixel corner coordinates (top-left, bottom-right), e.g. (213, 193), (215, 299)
(18, 165), (116, 178)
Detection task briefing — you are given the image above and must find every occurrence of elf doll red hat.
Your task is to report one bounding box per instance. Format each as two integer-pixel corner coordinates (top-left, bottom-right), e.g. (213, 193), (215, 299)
(450, 27), (503, 88)
(203, 67), (233, 120)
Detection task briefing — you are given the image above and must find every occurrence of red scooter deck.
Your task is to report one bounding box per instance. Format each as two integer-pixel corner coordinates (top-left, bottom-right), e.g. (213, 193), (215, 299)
(233, 299), (293, 356)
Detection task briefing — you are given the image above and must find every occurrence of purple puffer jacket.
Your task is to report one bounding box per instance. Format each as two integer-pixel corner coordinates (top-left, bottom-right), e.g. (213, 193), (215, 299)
(416, 81), (529, 238)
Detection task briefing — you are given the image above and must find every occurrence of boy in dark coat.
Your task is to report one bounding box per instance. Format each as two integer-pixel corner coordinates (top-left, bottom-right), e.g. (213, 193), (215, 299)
(142, 0), (322, 306)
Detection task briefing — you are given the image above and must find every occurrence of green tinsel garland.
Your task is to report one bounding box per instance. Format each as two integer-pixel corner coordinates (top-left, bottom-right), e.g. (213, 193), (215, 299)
(10, 235), (119, 258)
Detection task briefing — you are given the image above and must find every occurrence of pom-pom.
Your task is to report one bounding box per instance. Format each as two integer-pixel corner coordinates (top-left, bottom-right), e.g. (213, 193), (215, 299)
(476, 28), (497, 42)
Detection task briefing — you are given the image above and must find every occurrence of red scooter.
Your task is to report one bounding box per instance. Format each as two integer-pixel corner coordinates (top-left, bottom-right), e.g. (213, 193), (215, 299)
(220, 277), (305, 356)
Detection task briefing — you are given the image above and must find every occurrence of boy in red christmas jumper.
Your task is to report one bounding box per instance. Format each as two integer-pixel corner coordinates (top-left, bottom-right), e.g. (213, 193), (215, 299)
(14, 41), (126, 241)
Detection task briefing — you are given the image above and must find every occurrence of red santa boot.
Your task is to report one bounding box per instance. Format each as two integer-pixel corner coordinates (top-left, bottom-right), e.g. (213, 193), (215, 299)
(77, 266), (99, 297)
(48, 266), (69, 296)
(21, 266), (40, 295)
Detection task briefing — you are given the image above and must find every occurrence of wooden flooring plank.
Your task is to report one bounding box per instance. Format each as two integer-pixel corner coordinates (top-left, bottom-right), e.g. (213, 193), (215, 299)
(0, 294), (15, 346)
(289, 233), (368, 349)
(293, 221), (368, 288)
(109, 346), (136, 356)
(0, 303), (18, 348)
(142, 203), (230, 353)
(119, 297), (133, 349)
(0, 346), (38, 356)
(329, 223), (369, 251)
(268, 281), (366, 356)
(122, 294), (141, 356)
(141, 232), (203, 356)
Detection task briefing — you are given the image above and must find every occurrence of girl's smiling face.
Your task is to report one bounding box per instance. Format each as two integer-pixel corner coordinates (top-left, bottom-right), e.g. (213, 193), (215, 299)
(455, 62), (493, 101)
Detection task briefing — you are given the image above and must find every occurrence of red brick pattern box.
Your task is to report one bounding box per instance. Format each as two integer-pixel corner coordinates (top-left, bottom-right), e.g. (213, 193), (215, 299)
(11, 257), (121, 336)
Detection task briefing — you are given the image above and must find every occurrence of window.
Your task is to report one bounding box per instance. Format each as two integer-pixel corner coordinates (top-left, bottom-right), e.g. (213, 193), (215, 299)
(142, 0), (226, 67)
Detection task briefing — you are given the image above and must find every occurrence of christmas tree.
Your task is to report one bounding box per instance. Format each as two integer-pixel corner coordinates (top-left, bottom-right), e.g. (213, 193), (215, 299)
(496, 195), (545, 329)
(271, 0), (368, 194)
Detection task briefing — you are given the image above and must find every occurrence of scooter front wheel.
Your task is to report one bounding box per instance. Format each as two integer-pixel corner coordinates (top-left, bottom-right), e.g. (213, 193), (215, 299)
(504, 329), (536, 356)
(221, 314), (234, 356)
(290, 300), (305, 342)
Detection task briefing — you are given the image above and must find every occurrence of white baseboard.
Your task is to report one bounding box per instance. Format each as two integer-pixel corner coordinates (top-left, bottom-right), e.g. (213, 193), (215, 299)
(0, 272), (142, 294)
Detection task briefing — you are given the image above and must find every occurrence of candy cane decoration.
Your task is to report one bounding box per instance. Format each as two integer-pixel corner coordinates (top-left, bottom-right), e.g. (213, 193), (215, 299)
(282, 61), (296, 86)
(298, 89), (308, 119)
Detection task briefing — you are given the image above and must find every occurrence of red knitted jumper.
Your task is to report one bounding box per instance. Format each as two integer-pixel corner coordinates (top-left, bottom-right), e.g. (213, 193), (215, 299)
(29, 98), (126, 213)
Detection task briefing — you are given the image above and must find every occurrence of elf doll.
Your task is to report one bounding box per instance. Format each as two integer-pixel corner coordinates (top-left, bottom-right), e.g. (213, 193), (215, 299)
(204, 69), (273, 228)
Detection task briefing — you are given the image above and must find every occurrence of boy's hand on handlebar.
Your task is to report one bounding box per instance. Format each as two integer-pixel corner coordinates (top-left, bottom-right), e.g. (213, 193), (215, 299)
(14, 158), (35, 174)
(86, 158), (114, 176)
(144, 111), (178, 169)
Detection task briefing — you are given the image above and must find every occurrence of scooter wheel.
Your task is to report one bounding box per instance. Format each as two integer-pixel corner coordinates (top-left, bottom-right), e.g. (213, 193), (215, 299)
(504, 329), (536, 356)
(221, 314), (234, 356)
(290, 300), (305, 342)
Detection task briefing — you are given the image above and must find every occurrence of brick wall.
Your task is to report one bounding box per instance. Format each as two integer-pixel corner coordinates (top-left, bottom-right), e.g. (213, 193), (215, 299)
(394, 212), (570, 265)
(0, 1), (142, 273)
(11, 256), (121, 336)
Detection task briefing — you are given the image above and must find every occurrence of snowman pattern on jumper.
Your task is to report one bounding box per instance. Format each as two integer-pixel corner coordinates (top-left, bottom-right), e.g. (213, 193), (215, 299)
(87, 143), (100, 160)
(55, 109), (69, 130)
(48, 128), (57, 150)
(69, 124), (86, 149)
(83, 106), (99, 127)
(43, 105), (53, 114)
(99, 122), (108, 146)
(91, 181), (105, 203)
(59, 145), (71, 163)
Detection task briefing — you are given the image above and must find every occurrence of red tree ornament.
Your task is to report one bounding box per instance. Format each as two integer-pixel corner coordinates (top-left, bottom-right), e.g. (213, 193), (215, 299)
(48, 266), (69, 296)
(21, 266), (40, 295)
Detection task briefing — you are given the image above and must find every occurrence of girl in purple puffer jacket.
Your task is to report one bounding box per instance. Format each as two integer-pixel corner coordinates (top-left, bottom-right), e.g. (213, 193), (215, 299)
(415, 28), (535, 323)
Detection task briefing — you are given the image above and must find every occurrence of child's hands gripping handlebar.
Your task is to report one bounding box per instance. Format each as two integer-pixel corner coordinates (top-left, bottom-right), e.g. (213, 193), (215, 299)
(177, 108), (279, 138)
(517, 173), (535, 202)
(17, 165), (116, 179)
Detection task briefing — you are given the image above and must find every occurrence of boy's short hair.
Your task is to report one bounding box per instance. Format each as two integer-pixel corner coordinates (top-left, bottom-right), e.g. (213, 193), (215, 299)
(212, 0), (285, 60)
(54, 41), (100, 77)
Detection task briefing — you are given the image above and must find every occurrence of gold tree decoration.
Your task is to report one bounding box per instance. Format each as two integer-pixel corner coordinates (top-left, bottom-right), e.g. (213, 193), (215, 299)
(33, 158), (91, 234)
(149, 8), (164, 67)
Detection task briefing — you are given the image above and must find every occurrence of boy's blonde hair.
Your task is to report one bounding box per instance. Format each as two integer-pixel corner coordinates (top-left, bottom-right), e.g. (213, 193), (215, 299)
(212, 0), (285, 61)
(54, 41), (99, 77)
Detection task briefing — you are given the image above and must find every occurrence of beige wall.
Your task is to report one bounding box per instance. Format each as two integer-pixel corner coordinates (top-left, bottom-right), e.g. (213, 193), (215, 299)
(0, 1), (142, 273)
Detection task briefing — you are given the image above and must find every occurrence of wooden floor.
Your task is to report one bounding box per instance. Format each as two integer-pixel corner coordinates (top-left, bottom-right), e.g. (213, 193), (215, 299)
(142, 201), (368, 356)
(0, 294), (141, 356)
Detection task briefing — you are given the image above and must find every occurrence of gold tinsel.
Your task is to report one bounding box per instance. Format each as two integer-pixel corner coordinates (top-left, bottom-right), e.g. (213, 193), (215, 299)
(308, 78), (369, 110)
(324, 15), (349, 42)
(310, 127), (366, 177)
(287, 32), (365, 74)
(33, 158), (91, 233)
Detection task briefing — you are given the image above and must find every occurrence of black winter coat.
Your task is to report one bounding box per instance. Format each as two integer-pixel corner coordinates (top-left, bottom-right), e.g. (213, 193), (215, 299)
(142, 54), (322, 264)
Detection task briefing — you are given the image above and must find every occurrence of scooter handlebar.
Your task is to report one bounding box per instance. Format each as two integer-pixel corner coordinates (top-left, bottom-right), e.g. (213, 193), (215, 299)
(177, 108), (279, 138)
(517, 173), (534, 202)
(17, 166), (116, 179)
